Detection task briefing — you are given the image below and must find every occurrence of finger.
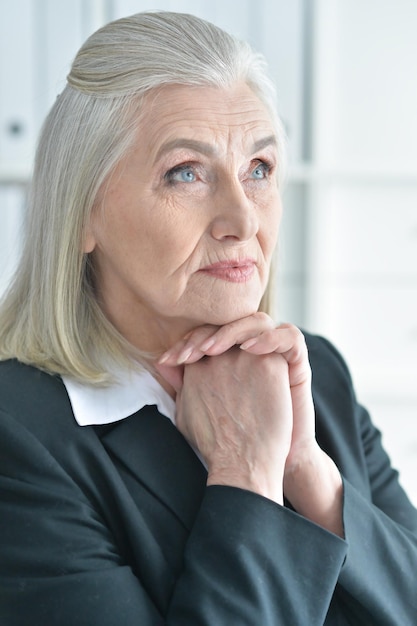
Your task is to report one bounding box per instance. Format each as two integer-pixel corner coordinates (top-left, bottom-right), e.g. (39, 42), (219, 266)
(190, 312), (275, 358)
(157, 337), (188, 365)
(158, 325), (218, 365)
(158, 313), (276, 365)
(241, 328), (311, 390)
(240, 325), (306, 362)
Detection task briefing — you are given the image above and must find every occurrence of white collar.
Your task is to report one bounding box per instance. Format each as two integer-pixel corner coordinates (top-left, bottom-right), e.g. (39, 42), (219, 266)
(62, 366), (176, 427)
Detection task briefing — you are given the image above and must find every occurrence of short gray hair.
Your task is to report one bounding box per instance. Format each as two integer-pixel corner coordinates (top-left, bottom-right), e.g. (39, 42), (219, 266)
(0, 11), (286, 383)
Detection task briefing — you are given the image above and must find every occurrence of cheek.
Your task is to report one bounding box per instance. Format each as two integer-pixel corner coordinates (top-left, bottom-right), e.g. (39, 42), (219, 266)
(259, 193), (282, 253)
(141, 200), (207, 270)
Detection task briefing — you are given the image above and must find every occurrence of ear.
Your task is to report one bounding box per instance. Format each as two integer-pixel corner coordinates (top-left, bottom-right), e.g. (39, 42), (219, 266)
(83, 209), (97, 253)
(83, 229), (96, 254)
(83, 196), (102, 253)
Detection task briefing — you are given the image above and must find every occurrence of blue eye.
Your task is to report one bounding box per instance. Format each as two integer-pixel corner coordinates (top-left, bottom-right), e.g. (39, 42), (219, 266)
(166, 165), (197, 184)
(251, 162), (270, 179)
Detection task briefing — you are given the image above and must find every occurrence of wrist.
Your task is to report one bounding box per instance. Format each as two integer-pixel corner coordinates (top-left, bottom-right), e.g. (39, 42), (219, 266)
(207, 466), (284, 505)
(284, 445), (344, 537)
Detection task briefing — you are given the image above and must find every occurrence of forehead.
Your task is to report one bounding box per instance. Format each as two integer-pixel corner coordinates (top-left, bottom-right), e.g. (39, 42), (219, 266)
(137, 82), (277, 156)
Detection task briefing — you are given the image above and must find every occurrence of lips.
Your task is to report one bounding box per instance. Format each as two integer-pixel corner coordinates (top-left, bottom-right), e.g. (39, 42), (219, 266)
(198, 259), (257, 283)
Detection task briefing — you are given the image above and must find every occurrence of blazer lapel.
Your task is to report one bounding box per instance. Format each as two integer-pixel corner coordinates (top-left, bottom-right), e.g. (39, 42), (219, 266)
(96, 405), (207, 529)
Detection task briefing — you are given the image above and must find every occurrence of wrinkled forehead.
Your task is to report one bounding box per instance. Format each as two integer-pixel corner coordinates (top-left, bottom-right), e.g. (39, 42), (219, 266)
(136, 82), (278, 157)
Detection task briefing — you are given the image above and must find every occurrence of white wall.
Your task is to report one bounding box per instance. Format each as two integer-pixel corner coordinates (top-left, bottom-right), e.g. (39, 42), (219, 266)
(304, 0), (417, 503)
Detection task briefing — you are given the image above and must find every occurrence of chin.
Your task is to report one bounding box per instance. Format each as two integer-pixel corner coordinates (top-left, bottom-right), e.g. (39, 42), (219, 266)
(202, 302), (261, 326)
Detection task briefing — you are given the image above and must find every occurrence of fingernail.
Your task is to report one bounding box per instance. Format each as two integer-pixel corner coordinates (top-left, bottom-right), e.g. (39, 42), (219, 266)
(157, 352), (170, 364)
(177, 346), (194, 364)
(240, 338), (257, 350)
(200, 337), (216, 352)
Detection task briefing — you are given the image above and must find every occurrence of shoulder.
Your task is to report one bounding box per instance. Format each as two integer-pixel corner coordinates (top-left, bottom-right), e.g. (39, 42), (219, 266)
(303, 330), (350, 373)
(0, 357), (63, 389)
(301, 331), (362, 444)
(0, 359), (111, 507)
(0, 359), (83, 457)
(302, 330), (355, 395)
(0, 358), (69, 420)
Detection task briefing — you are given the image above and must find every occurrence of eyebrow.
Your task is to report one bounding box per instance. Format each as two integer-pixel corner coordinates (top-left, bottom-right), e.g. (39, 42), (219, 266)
(252, 135), (278, 152)
(155, 139), (215, 163)
(154, 134), (278, 163)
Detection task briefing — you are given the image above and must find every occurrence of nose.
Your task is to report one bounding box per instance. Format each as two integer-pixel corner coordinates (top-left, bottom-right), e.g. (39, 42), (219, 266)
(210, 177), (259, 242)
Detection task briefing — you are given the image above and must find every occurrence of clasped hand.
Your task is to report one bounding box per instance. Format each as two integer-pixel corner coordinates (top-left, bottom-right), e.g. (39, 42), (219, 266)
(157, 315), (343, 535)
(157, 314), (317, 506)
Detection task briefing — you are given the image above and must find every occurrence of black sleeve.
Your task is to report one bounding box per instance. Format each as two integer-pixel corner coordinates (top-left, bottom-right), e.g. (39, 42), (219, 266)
(314, 336), (417, 624)
(168, 486), (346, 625)
(0, 408), (165, 625)
(337, 408), (417, 623)
(0, 408), (347, 626)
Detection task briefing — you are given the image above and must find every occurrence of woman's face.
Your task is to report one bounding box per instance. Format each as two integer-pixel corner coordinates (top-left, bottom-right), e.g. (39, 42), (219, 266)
(86, 82), (282, 352)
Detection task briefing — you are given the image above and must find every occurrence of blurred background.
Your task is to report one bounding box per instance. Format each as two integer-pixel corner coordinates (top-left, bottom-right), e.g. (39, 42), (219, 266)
(0, 0), (416, 502)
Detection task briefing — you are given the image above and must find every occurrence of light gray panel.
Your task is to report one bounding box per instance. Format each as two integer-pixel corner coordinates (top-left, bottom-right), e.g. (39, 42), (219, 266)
(0, 186), (26, 296)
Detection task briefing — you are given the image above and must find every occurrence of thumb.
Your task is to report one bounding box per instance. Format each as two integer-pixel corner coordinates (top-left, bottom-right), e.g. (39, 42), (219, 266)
(155, 363), (184, 395)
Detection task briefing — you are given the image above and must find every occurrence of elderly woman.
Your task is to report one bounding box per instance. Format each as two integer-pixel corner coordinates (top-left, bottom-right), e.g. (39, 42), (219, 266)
(0, 11), (416, 625)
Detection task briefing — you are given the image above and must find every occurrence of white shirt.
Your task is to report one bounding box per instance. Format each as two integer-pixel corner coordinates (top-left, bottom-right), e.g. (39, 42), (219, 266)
(62, 365), (207, 467)
(62, 367), (176, 428)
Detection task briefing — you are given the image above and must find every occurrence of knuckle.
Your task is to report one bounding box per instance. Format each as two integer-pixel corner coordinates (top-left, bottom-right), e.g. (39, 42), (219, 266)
(292, 325), (304, 341)
(280, 323), (306, 343)
(258, 350), (287, 373)
(253, 311), (273, 325)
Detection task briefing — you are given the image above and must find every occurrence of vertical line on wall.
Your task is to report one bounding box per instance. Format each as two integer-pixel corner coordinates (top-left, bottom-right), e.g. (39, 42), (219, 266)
(247, 0), (263, 52)
(301, 0), (314, 163)
(32, 0), (49, 134)
(81, 0), (113, 38)
(292, 0), (315, 328)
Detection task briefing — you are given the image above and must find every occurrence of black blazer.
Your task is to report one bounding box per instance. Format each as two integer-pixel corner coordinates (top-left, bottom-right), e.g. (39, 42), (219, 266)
(0, 333), (416, 625)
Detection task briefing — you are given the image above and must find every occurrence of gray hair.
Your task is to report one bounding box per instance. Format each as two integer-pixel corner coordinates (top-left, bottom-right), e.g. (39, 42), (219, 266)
(0, 11), (286, 384)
